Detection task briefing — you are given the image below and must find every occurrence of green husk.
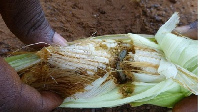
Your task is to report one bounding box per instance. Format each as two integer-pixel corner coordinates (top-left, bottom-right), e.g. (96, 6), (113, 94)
(5, 53), (40, 72)
(4, 12), (198, 108)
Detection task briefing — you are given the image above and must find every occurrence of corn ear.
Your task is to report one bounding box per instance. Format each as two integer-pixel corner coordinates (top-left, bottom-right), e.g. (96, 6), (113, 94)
(4, 12), (198, 108)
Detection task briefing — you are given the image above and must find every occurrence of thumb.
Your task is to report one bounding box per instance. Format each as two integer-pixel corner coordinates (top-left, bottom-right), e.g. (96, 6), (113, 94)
(30, 32), (68, 49)
(18, 84), (63, 112)
(0, 57), (63, 112)
(40, 91), (64, 111)
(173, 21), (198, 40)
(52, 32), (68, 46)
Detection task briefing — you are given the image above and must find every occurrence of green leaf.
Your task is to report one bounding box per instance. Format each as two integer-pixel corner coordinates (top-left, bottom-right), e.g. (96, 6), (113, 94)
(130, 92), (187, 108)
(5, 53), (40, 72)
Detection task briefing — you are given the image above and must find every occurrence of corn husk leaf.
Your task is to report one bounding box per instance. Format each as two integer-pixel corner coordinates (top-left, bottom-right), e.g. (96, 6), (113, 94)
(4, 12), (198, 108)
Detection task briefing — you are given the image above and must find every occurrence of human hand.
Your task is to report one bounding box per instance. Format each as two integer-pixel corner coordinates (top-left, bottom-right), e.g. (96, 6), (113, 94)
(173, 95), (197, 112)
(173, 21), (198, 40)
(0, 0), (67, 48)
(0, 57), (63, 112)
(172, 21), (198, 112)
(0, 0), (65, 111)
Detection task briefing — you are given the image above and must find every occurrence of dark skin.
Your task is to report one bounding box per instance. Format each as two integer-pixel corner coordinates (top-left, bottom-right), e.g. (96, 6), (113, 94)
(0, 0), (67, 48)
(172, 95), (198, 112)
(173, 21), (198, 40)
(0, 59), (63, 112)
(0, 0), (65, 112)
(0, 0), (198, 111)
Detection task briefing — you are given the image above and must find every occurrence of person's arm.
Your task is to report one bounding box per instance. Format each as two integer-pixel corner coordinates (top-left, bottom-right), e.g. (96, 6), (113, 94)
(0, 0), (67, 48)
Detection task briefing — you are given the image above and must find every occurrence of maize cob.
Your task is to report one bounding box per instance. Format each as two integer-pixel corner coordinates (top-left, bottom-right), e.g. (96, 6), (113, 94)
(5, 12), (198, 108)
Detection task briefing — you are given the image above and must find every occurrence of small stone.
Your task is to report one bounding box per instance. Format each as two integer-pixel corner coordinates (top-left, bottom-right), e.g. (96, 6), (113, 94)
(0, 48), (9, 54)
(151, 4), (160, 8)
(169, 0), (177, 3)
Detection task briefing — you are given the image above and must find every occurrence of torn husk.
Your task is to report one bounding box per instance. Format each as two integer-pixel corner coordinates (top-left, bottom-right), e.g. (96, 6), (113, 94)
(6, 13), (198, 108)
(19, 35), (165, 98)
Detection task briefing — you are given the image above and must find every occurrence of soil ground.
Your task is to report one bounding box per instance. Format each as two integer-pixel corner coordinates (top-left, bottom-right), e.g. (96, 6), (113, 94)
(0, 0), (197, 111)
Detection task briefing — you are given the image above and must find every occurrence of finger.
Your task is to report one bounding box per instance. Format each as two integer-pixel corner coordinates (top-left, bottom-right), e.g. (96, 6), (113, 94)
(40, 91), (64, 111)
(19, 84), (63, 112)
(172, 95), (197, 112)
(28, 32), (68, 49)
(173, 21), (198, 40)
(0, 58), (23, 111)
(0, 57), (22, 93)
(52, 32), (68, 46)
(0, 0), (63, 49)
(0, 58), (63, 112)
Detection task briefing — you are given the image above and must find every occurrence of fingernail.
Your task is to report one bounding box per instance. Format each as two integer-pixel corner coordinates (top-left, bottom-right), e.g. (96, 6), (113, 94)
(52, 32), (68, 46)
(173, 25), (198, 40)
(189, 21), (198, 29)
(174, 25), (190, 34)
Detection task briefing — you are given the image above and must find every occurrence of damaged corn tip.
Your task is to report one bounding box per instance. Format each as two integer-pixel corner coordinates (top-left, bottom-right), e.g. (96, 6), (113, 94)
(37, 39), (130, 76)
(20, 34), (167, 98)
(124, 47), (162, 74)
(6, 13), (198, 108)
(24, 35), (164, 98)
(24, 38), (135, 97)
(119, 83), (135, 97)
